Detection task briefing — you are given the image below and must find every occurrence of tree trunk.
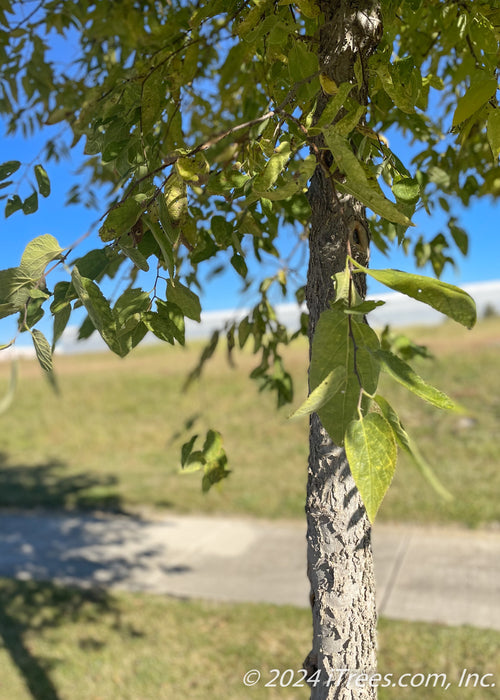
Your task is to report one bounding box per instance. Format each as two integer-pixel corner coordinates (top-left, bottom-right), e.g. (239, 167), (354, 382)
(304, 3), (382, 699)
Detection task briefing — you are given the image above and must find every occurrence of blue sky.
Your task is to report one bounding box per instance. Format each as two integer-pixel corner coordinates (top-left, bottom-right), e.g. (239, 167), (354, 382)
(2, 118), (500, 347)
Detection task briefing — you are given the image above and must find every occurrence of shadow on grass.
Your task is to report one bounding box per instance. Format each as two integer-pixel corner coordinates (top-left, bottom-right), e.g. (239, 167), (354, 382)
(0, 578), (127, 700)
(0, 453), (126, 512)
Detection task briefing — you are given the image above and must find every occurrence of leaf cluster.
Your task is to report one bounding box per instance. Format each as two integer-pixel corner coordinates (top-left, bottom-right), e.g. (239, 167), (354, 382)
(0, 0), (495, 504)
(290, 263), (474, 521)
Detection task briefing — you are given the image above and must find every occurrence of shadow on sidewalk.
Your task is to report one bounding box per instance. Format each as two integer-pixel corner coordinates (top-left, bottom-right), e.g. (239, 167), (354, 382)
(0, 453), (126, 513)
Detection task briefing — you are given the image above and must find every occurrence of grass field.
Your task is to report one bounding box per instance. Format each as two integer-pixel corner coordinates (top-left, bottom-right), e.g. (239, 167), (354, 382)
(0, 321), (498, 699)
(0, 316), (499, 526)
(0, 578), (498, 700)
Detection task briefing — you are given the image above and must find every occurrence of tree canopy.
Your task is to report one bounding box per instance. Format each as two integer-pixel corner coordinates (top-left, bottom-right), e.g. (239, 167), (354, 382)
(1, 0), (498, 517)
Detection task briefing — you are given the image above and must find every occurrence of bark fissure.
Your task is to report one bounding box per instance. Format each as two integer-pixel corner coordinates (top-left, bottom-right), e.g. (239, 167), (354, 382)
(305, 2), (382, 699)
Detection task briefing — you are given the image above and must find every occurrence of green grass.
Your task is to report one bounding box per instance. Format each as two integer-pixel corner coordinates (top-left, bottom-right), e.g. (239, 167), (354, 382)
(0, 578), (498, 700)
(0, 317), (499, 526)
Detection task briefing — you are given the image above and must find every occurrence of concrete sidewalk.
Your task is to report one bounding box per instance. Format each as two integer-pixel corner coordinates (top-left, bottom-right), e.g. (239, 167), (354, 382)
(0, 511), (499, 630)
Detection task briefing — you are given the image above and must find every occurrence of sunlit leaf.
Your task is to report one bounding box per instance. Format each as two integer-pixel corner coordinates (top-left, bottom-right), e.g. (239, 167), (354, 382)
(352, 262), (477, 328)
(34, 164), (51, 197)
(345, 412), (397, 522)
(487, 109), (500, 158)
(99, 198), (143, 242)
(323, 129), (413, 226)
(374, 395), (452, 500)
(452, 77), (497, 127)
(142, 68), (164, 136)
(72, 267), (124, 356)
(310, 309), (380, 444)
(20, 234), (63, 279)
(253, 141), (292, 192)
(289, 366), (346, 419)
(376, 349), (464, 412)
(167, 279), (201, 322)
(31, 329), (58, 391)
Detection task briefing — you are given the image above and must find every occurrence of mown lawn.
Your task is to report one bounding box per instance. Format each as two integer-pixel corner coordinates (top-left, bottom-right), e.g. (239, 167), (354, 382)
(0, 579), (498, 700)
(0, 316), (498, 526)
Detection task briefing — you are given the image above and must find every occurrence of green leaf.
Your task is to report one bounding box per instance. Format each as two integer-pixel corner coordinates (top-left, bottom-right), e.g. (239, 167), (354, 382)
(52, 304), (71, 350)
(253, 141), (292, 192)
(142, 68), (164, 136)
(288, 42), (318, 84)
(0, 267), (33, 318)
(31, 328), (53, 373)
(31, 329), (58, 391)
(22, 191), (38, 215)
(487, 109), (500, 158)
(144, 215), (174, 276)
(452, 77), (497, 127)
(202, 429), (224, 463)
(315, 82), (355, 129)
(0, 160), (21, 181)
(77, 315), (96, 340)
(334, 103), (366, 137)
(376, 60), (418, 114)
(323, 129), (413, 226)
(50, 281), (75, 314)
(181, 434), (198, 467)
(211, 215), (233, 246)
(293, 0), (321, 19)
(392, 177), (420, 203)
(374, 395), (452, 501)
(351, 262), (477, 329)
(376, 349), (463, 412)
(73, 249), (110, 280)
(201, 429), (230, 493)
(120, 242), (150, 271)
(344, 300), (385, 315)
(164, 175), (188, 222)
(71, 267), (123, 356)
(113, 288), (150, 328)
(333, 266), (362, 305)
(20, 234), (63, 279)
(167, 279), (201, 322)
(310, 309), (380, 444)
(99, 198), (143, 242)
(5, 194), (22, 218)
(143, 310), (174, 344)
(230, 253), (248, 278)
(34, 164), (51, 197)
(180, 429), (230, 489)
(176, 153), (209, 183)
(345, 412), (397, 522)
(29, 288), (50, 300)
(156, 300), (185, 345)
(448, 221), (468, 256)
(289, 366), (346, 419)
(182, 451), (206, 473)
(23, 296), (45, 330)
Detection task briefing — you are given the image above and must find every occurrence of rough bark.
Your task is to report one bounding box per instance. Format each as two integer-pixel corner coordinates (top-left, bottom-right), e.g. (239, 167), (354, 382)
(304, 2), (382, 699)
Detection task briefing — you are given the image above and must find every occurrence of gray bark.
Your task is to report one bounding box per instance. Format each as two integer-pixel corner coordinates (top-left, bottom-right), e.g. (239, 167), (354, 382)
(304, 2), (382, 699)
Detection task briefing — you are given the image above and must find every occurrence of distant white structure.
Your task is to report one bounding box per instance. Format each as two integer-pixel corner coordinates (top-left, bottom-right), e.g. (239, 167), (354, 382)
(1, 280), (499, 360)
(186, 279), (500, 338)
